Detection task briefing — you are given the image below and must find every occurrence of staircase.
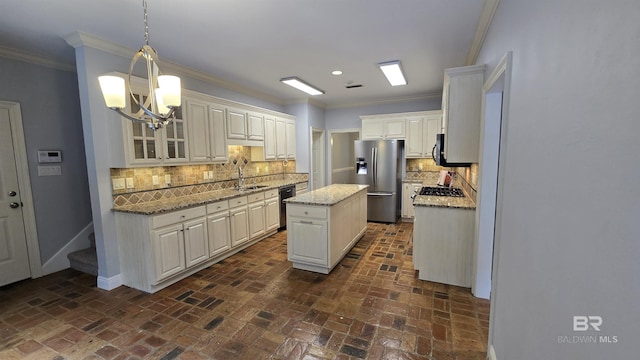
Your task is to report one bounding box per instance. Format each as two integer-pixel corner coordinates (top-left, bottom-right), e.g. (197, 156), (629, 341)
(67, 232), (98, 276)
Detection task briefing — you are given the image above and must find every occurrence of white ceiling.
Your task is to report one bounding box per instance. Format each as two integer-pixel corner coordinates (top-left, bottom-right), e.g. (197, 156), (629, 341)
(0, 0), (486, 108)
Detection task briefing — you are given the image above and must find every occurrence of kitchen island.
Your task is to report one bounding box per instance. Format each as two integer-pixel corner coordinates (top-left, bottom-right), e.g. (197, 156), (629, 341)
(413, 191), (476, 287)
(285, 184), (368, 274)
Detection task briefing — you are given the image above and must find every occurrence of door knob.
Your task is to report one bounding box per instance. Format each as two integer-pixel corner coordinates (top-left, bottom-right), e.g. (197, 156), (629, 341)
(8, 191), (16, 197)
(9, 202), (20, 209)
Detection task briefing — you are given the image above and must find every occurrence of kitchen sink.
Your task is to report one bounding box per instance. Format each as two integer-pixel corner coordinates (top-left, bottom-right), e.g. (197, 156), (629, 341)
(236, 185), (269, 191)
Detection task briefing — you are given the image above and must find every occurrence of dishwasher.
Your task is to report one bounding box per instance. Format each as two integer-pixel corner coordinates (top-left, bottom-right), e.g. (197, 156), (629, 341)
(278, 185), (296, 229)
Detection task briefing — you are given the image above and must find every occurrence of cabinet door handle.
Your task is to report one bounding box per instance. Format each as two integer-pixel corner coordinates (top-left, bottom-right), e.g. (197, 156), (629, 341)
(300, 220), (313, 225)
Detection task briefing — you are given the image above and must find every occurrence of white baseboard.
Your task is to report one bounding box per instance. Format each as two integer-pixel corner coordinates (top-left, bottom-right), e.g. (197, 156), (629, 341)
(41, 222), (93, 275)
(488, 345), (497, 360)
(97, 273), (122, 290)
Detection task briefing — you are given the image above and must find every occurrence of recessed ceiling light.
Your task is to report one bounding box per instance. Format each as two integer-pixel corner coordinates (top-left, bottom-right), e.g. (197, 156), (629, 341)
(332, 70), (343, 76)
(280, 77), (324, 96)
(378, 60), (407, 86)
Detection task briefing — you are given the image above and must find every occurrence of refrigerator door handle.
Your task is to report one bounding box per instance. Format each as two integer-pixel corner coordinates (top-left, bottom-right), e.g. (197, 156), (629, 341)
(371, 147), (376, 185)
(367, 192), (394, 196)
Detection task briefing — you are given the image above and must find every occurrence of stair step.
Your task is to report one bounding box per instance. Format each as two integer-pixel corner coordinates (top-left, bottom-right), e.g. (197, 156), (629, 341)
(67, 247), (98, 276)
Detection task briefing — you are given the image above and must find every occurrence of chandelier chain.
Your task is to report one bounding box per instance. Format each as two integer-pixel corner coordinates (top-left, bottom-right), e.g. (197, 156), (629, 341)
(143, 0), (149, 46)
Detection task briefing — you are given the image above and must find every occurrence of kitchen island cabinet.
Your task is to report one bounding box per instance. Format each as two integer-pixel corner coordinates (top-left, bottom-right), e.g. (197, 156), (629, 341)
(285, 184), (368, 274)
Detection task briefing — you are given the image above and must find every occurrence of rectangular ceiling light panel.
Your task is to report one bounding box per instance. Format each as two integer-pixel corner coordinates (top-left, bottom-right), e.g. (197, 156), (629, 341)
(378, 61), (407, 86)
(280, 77), (324, 96)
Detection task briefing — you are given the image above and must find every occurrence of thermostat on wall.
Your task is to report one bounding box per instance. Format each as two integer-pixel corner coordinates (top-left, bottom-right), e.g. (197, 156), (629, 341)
(37, 150), (62, 163)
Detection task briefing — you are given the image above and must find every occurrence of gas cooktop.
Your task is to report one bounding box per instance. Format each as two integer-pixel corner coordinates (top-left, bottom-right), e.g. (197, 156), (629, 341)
(419, 186), (465, 197)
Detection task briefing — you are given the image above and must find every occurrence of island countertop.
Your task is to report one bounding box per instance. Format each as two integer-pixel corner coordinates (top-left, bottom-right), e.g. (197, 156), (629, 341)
(285, 184), (369, 206)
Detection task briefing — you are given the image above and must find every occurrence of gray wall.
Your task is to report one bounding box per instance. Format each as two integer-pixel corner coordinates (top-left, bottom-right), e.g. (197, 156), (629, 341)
(0, 57), (92, 263)
(477, 0), (639, 358)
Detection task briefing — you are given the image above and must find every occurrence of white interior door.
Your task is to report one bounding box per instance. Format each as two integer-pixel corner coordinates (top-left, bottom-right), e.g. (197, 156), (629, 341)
(311, 129), (325, 190)
(0, 106), (31, 286)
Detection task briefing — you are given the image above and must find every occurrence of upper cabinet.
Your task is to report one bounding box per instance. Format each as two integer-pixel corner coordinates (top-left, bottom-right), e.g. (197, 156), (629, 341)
(107, 74), (294, 167)
(441, 64), (485, 163)
(108, 77), (189, 168)
(406, 111), (442, 159)
(184, 96), (228, 163)
(361, 117), (407, 139)
(227, 108), (264, 146)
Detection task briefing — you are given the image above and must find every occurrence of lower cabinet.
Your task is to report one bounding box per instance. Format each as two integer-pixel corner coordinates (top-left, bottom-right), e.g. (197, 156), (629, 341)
(287, 189), (367, 274)
(265, 189), (279, 232)
(229, 196), (250, 247)
(115, 190), (278, 293)
(207, 200), (231, 257)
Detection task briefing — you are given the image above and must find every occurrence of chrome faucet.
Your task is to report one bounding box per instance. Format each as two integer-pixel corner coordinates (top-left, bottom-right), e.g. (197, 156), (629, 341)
(238, 166), (245, 189)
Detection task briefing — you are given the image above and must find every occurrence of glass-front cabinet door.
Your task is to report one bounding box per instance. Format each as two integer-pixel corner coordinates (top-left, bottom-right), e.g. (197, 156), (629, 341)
(163, 106), (188, 164)
(128, 93), (162, 165)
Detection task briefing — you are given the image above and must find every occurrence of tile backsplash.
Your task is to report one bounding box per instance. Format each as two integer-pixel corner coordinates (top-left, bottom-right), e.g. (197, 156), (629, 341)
(111, 145), (297, 195)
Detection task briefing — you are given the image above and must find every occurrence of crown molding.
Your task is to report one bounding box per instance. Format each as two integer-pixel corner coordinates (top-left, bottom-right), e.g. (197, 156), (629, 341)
(465, 0), (501, 66)
(64, 31), (286, 106)
(0, 46), (75, 72)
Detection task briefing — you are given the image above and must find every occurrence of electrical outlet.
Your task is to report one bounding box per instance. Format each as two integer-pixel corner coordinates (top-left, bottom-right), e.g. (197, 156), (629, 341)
(112, 178), (125, 190)
(203, 172), (209, 180)
(208, 171), (214, 179)
(256, 167), (260, 174)
(125, 178), (134, 188)
(418, 163), (423, 171)
(165, 175), (171, 184)
(152, 175), (159, 185)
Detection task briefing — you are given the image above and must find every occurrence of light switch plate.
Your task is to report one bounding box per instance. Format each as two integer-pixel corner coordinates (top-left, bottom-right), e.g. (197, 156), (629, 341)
(165, 175), (171, 184)
(152, 175), (159, 185)
(203, 172), (209, 180)
(208, 171), (213, 179)
(125, 178), (134, 189)
(112, 178), (125, 190)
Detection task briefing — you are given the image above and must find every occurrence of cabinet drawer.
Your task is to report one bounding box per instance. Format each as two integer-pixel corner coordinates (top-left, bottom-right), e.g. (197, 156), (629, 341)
(206, 200), (229, 214)
(288, 205), (327, 219)
(247, 192), (265, 203)
(152, 206), (206, 229)
(265, 189), (278, 199)
(229, 196), (248, 208)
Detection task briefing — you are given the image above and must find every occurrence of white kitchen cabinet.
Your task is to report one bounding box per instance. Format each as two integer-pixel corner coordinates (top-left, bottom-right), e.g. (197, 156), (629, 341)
(185, 97), (228, 163)
(406, 111), (442, 158)
(401, 182), (423, 219)
(275, 118), (286, 159)
(229, 196), (249, 247)
(413, 205), (475, 287)
(263, 115), (277, 160)
(207, 201), (231, 258)
(226, 108), (264, 145)
(289, 218), (328, 266)
(361, 117), (407, 139)
(441, 64), (485, 163)
(183, 217), (209, 267)
(286, 118), (296, 159)
(152, 223), (186, 281)
(149, 206), (206, 282)
(248, 192), (266, 240)
(108, 75), (189, 167)
(287, 188), (367, 274)
(265, 189), (279, 232)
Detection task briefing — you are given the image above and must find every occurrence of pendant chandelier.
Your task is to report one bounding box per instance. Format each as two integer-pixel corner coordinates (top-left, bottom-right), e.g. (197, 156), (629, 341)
(98, 0), (181, 130)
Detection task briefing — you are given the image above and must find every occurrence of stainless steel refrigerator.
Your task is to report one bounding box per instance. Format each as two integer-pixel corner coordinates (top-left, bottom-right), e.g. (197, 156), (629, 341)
(354, 139), (405, 223)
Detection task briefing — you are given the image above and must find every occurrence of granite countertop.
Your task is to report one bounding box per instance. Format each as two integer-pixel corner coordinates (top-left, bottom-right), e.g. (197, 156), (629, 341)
(112, 179), (307, 215)
(405, 179), (476, 209)
(413, 194), (476, 210)
(285, 184), (369, 206)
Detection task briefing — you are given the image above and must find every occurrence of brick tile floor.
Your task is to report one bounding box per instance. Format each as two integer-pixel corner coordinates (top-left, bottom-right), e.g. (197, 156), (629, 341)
(0, 222), (490, 359)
